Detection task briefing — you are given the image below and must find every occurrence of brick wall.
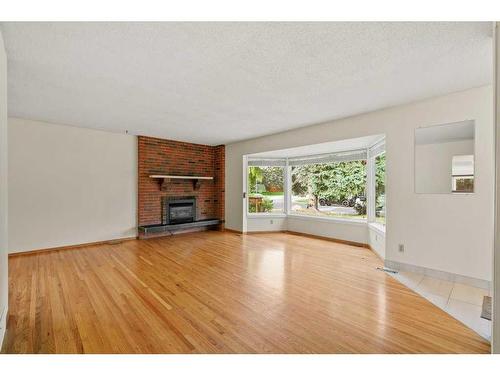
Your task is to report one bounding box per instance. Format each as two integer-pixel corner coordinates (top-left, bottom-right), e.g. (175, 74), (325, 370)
(138, 136), (225, 227)
(214, 145), (225, 226)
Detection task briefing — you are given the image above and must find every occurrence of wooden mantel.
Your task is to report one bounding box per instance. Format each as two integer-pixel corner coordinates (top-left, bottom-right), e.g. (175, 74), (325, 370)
(149, 175), (214, 191)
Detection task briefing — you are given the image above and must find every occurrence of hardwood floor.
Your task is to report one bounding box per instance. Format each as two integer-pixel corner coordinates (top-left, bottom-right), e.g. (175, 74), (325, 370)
(2, 231), (490, 353)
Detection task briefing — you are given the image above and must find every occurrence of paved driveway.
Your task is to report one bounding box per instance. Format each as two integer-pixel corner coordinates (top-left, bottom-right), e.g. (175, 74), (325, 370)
(268, 195), (357, 215)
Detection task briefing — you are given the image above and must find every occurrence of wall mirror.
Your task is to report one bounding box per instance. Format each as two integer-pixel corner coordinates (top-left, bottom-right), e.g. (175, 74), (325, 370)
(415, 120), (474, 194)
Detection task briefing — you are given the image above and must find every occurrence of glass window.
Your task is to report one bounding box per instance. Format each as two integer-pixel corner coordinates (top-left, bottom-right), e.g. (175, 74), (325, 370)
(374, 153), (386, 225)
(290, 160), (367, 220)
(452, 176), (474, 193)
(247, 166), (285, 214)
(451, 155), (474, 193)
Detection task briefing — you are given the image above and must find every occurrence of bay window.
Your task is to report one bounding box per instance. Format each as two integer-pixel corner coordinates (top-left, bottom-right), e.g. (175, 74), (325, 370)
(245, 138), (385, 225)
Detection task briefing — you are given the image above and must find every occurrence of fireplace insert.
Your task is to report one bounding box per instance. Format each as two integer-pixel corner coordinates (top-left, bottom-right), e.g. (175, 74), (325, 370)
(162, 197), (196, 225)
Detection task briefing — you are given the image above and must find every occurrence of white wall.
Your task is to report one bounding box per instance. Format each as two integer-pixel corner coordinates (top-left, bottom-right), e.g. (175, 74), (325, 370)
(287, 216), (368, 244)
(369, 226), (386, 259)
(8, 118), (137, 253)
(0, 30), (8, 350)
(247, 216), (287, 232)
(226, 86), (494, 281)
(415, 139), (474, 193)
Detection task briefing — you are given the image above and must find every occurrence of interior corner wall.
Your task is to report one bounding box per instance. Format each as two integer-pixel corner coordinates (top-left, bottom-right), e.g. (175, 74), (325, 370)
(225, 85), (494, 281)
(8, 118), (137, 253)
(368, 226), (385, 259)
(0, 30), (9, 349)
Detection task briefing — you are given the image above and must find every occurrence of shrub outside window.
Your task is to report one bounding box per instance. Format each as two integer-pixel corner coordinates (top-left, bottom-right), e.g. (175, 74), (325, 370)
(247, 165), (285, 214)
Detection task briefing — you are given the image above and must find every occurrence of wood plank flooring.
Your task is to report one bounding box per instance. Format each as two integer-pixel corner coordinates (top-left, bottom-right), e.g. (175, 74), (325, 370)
(2, 231), (490, 353)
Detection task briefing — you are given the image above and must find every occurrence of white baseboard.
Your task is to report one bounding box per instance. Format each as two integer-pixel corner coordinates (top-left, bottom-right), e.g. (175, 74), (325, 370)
(385, 260), (491, 290)
(0, 306), (7, 352)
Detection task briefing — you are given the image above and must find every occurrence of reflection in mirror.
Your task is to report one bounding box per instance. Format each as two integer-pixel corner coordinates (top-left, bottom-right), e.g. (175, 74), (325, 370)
(452, 155), (474, 193)
(415, 120), (474, 194)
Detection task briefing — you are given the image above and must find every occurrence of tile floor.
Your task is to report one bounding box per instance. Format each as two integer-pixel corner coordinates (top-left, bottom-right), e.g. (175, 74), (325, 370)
(389, 271), (491, 341)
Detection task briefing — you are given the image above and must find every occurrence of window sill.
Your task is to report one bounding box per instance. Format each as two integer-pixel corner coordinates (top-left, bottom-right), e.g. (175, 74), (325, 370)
(247, 213), (287, 219)
(287, 214), (367, 226)
(368, 222), (386, 235)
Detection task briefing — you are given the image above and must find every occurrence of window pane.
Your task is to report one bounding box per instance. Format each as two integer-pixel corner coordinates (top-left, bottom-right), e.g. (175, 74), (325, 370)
(247, 166), (284, 213)
(375, 153), (386, 225)
(290, 160), (367, 220)
(452, 176), (474, 193)
(451, 155), (474, 193)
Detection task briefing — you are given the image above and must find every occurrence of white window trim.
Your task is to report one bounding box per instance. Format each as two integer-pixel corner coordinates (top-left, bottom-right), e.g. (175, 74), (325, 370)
(247, 213), (287, 219)
(287, 213), (367, 226)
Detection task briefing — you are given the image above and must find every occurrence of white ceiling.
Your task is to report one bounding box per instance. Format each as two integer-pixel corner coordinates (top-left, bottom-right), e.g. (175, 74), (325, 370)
(0, 22), (492, 145)
(248, 134), (384, 158)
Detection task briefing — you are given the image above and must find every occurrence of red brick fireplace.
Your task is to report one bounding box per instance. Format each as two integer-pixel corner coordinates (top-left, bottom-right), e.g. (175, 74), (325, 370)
(138, 136), (225, 237)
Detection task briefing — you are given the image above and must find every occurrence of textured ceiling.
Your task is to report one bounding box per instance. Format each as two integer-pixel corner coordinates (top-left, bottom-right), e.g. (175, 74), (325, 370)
(0, 22), (493, 145)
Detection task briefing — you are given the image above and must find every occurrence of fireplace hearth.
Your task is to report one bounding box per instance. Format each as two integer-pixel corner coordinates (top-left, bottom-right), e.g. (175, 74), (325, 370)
(140, 195), (222, 237)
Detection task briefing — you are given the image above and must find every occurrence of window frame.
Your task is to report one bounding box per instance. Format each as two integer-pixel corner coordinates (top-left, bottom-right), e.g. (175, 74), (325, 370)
(287, 158), (368, 222)
(368, 140), (386, 228)
(245, 157), (287, 216)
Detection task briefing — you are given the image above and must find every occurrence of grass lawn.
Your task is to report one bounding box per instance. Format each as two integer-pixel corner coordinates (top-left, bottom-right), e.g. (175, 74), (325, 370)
(261, 192), (284, 196)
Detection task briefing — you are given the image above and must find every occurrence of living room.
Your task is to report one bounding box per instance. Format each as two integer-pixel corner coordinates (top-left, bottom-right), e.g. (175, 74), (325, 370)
(1, 4), (500, 372)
